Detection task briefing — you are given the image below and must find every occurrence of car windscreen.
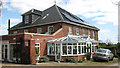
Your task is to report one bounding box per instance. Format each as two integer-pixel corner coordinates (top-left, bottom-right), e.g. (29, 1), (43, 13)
(97, 49), (106, 53)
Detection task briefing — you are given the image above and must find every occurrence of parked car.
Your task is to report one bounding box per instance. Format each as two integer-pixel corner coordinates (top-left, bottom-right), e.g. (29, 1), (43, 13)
(93, 48), (114, 62)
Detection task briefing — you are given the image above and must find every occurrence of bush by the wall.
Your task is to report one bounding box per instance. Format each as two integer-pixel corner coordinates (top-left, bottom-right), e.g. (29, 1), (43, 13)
(39, 56), (49, 62)
(65, 56), (71, 62)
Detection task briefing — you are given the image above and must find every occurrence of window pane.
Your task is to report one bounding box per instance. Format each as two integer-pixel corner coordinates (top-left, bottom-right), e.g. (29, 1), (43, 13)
(62, 43), (66, 45)
(73, 46), (77, 54)
(25, 15), (29, 24)
(68, 46), (72, 54)
(69, 27), (72, 35)
(73, 43), (77, 45)
(62, 46), (67, 55)
(84, 46), (86, 53)
(92, 46), (94, 52)
(37, 28), (42, 33)
(82, 46), (84, 53)
(76, 28), (79, 35)
(78, 46), (81, 54)
(68, 43), (72, 45)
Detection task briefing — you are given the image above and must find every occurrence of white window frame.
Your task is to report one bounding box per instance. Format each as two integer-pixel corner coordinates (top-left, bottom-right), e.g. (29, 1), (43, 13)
(13, 31), (17, 34)
(69, 27), (72, 35)
(24, 29), (28, 33)
(76, 28), (79, 35)
(48, 26), (54, 34)
(47, 43), (55, 55)
(37, 28), (42, 34)
(88, 30), (91, 36)
(83, 29), (85, 36)
(25, 15), (29, 24)
(62, 42), (86, 56)
(93, 31), (95, 39)
(35, 43), (40, 57)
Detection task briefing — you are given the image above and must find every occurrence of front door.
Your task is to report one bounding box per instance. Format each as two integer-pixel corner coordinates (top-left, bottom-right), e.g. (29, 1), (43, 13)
(2, 45), (8, 60)
(55, 44), (61, 61)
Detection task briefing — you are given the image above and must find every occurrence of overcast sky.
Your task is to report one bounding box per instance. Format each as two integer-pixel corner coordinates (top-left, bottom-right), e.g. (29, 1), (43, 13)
(0, 0), (119, 44)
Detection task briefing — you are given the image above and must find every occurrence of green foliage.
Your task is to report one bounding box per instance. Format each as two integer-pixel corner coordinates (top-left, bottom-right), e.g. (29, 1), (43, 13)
(82, 57), (85, 61)
(65, 56), (71, 60)
(78, 60), (83, 63)
(86, 46), (91, 49)
(65, 56), (71, 62)
(86, 52), (91, 60)
(99, 46), (117, 49)
(35, 48), (39, 57)
(39, 56), (50, 62)
(70, 60), (76, 63)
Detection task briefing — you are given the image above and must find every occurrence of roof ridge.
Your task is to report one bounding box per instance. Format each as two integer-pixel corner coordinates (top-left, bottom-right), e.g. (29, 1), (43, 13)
(54, 4), (64, 21)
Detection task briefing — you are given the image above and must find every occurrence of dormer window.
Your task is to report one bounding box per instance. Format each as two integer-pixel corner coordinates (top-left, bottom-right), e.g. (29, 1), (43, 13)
(25, 15), (29, 24)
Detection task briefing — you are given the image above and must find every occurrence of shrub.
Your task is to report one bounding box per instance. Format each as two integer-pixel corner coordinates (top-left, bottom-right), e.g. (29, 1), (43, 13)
(82, 57), (85, 61)
(71, 57), (77, 63)
(65, 56), (71, 62)
(78, 60), (83, 63)
(70, 60), (76, 63)
(39, 56), (49, 62)
(86, 52), (91, 60)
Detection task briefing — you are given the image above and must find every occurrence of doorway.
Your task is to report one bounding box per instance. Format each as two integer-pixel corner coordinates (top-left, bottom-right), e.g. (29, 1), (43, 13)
(55, 44), (61, 61)
(2, 45), (8, 61)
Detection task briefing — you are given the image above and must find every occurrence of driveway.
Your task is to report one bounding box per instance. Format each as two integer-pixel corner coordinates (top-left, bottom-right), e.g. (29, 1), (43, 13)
(1, 58), (119, 66)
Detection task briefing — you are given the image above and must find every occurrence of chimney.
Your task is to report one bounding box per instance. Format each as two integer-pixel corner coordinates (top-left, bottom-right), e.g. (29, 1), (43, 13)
(8, 19), (10, 34)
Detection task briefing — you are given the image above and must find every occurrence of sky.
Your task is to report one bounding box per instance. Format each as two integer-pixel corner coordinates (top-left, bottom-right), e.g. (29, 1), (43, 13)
(0, 0), (119, 44)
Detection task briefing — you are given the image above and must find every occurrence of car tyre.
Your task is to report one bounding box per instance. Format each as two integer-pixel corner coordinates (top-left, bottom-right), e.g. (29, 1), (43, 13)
(111, 57), (114, 61)
(107, 58), (110, 62)
(93, 58), (97, 61)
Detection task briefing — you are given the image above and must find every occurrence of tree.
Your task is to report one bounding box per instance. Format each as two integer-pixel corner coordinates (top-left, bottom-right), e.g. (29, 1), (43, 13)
(105, 39), (113, 46)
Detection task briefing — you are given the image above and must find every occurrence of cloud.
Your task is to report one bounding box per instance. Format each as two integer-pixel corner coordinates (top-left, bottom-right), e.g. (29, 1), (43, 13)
(0, 29), (8, 35)
(0, 24), (7, 28)
(3, 0), (118, 26)
(99, 29), (118, 43)
(97, 22), (106, 25)
(2, 0), (118, 43)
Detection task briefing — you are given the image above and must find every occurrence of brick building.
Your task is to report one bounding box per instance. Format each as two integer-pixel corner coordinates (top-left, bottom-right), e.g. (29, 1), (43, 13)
(1, 4), (99, 64)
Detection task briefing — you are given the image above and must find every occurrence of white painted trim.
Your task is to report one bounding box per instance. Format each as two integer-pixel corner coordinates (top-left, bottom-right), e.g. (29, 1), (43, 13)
(48, 26), (54, 34)
(35, 43), (40, 57)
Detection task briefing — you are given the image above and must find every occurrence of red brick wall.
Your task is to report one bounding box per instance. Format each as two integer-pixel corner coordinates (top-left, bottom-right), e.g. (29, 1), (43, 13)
(62, 23), (98, 40)
(10, 23), (62, 34)
(61, 55), (86, 61)
(30, 40), (36, 64)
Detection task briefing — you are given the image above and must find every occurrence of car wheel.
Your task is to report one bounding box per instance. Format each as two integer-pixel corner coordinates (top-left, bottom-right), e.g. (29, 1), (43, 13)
(107, 58), (110, 62)
(93, 58), (96, 61)
(111, 57), (114, 61)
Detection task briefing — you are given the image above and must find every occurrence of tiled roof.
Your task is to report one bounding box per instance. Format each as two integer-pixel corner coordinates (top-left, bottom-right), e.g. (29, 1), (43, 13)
(11, 4), (99, 30)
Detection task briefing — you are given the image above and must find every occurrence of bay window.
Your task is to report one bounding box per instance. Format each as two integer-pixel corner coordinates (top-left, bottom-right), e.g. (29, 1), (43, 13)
(48, 43), (55, 55)
(78, 46), (81, 54)
(68, 46), (72, 54)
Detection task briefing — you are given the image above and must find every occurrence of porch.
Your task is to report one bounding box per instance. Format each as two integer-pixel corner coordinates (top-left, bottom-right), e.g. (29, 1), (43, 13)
(47, 35), (98, 61)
